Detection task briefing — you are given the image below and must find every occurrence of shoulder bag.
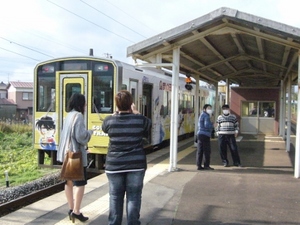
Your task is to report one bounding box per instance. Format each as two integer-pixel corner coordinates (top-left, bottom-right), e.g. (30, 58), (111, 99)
(60, 113), (84, 181)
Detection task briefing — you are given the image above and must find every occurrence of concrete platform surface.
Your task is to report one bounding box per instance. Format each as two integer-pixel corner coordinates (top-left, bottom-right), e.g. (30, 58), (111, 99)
(1, 134), (299, 225)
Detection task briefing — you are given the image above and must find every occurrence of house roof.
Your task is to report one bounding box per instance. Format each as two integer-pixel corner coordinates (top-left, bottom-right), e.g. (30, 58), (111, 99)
(0, 98), (16, 105)
(0, 82), (7, 90)
(8, 81), (33, 89)
(127, 7), (300, 87)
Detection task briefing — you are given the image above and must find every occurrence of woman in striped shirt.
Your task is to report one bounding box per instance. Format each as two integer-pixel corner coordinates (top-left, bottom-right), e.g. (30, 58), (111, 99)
(102, 90), (151, 225)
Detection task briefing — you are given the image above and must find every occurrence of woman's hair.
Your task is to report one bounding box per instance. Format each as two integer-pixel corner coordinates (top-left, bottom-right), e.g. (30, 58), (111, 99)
(203, 104), (212, 110)
(67, 93), (86, 114)
(115, 90), (133, 111)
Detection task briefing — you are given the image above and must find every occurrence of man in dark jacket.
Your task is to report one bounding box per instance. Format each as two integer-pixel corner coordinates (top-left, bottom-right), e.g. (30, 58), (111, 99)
(196, 104), (214, 170)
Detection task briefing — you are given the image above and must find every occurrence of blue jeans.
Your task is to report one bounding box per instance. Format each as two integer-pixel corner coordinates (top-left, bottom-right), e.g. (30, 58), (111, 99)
(106, 170), (145, 225)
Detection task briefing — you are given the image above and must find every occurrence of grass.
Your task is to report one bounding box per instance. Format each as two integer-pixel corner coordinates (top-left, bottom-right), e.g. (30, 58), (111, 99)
(0, 122), (56, 188)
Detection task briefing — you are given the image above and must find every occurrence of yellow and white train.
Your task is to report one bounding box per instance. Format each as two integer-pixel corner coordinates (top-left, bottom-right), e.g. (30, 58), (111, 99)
(33, 56), (216, 170)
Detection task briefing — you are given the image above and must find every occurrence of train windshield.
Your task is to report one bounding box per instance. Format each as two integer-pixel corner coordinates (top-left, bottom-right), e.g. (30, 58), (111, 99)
(92, 62), (114, 113)
(36, 65), (56, 112)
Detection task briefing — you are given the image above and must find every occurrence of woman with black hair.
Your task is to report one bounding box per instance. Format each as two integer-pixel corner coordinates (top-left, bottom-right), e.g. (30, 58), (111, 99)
(57, 93), (93, 223)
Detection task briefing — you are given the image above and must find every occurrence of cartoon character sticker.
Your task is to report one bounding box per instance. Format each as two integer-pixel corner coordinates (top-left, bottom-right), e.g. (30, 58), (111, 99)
(36, 115), (57, 150)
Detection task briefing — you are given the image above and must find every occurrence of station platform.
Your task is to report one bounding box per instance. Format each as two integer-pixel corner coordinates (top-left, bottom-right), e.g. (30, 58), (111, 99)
(1, 134), (300, 225)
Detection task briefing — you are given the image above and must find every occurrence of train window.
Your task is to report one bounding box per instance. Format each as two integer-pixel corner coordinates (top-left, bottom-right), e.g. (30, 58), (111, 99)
(92, 74), (113, 113)
(160, 90), (169, 117)
(92, 61), (114, 113)
(37, 75), (55, 112)
(65, 84), (81, 110)
(130, 80), (138, 106)
(191, 95), (195, 112)
(185, 94), (193, 113)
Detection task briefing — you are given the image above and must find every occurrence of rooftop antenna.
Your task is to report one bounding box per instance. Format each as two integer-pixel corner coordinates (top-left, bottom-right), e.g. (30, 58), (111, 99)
(89, 48), (94, 56)
(104, 53), (112, 59)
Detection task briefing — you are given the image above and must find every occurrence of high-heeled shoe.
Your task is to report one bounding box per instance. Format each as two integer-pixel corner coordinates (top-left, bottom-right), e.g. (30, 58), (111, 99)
(68, 209), (73, 220)
(71, 212), (89, 223)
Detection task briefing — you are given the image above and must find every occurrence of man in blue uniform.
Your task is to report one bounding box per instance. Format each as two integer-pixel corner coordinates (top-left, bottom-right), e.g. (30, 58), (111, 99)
(196, 104), (214, 170)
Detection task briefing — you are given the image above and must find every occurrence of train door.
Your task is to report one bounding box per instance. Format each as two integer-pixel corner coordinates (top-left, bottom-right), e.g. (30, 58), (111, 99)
(142, 83), (152, 144)
(59, 74), (88, 130)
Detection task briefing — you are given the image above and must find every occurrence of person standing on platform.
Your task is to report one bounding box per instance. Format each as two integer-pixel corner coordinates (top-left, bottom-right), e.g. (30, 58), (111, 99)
(196, 104), (214, 170)
(216, 104), (242, 167)
(102, 90), (151, 225)
(57, 93), (94, 222)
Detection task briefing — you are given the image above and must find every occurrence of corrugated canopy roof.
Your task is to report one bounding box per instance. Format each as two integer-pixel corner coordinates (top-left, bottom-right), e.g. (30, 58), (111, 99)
(127, 7), (300, 87)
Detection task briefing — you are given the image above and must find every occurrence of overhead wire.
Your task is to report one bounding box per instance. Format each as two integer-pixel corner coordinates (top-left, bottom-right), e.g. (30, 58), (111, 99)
(1, 0), (156, 62)
(0, 21), (87, 56)
(46, 0), (136, 43)
(0, 47), (40, 61)
(0, 37), (54, 58)
(80, 0), (148, 39)
(103, 0), (158, 34)
(0, 30), (86, 64)
(1, 0), (159, 77)
(22, 30), (87, 55)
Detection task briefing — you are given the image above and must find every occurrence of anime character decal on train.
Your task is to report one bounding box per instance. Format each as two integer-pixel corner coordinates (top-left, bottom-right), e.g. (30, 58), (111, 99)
(153, 95), (165, 144)
(35, 114), (57, 150)
(152, 79), (195, 146)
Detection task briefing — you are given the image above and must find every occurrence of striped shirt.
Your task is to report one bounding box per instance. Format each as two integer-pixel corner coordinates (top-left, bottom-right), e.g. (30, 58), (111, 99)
(102, 113), (151, 173)
(216, 114), (239, 135)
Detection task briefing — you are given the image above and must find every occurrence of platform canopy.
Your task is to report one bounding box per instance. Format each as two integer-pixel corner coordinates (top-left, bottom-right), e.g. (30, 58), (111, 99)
(127, 7), (300, 87)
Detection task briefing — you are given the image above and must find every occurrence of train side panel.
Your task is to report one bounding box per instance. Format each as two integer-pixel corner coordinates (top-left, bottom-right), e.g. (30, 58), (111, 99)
(120, 63), (196, 146)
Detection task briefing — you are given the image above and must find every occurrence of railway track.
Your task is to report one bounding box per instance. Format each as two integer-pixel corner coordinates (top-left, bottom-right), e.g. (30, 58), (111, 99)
(0, 182), (64, 217)
(0, 172), (99, 218)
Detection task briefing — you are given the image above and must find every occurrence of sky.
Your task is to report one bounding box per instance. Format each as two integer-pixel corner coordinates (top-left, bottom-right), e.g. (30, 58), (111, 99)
(0, 0), (300, 83)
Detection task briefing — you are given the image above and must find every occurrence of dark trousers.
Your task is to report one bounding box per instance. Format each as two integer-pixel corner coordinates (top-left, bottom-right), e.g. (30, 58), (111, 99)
(218, 134), (241, 165)
(196, 134), (211, 168)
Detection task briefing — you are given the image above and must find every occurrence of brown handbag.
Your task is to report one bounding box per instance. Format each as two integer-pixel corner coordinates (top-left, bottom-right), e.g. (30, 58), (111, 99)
(60, 150), (84, 181)
(60, 113), (84, 181)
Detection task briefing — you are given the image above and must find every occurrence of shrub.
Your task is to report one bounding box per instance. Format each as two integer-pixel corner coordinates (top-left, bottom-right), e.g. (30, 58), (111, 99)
(0, 125), (54, 187)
